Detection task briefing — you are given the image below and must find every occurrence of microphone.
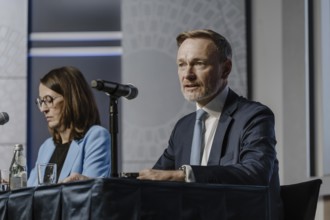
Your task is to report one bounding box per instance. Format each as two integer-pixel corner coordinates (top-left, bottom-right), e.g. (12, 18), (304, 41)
(91, 79), (138, 100)
(0, 112), (9, 125)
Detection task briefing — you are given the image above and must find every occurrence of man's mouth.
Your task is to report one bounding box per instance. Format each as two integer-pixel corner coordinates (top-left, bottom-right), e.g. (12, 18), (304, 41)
(184, 84), (199, 90)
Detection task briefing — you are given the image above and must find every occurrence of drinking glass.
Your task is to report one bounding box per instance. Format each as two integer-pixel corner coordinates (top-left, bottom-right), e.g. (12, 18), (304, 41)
(37, 163), (57, 185)
(0, 169), (10, 191)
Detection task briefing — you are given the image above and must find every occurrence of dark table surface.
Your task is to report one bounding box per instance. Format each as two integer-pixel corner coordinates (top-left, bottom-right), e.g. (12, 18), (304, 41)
(0, 178), (270, 220)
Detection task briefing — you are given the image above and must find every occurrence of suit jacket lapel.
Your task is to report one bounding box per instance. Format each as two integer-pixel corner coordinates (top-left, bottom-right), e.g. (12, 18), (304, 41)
(182, 114), (196, 164)
(59, 141), (80, 181)
(207, 89), (239, 165)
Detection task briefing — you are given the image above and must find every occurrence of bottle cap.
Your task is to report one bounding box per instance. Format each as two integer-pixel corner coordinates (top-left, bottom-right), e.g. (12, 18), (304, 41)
(14, 144), (23, 151)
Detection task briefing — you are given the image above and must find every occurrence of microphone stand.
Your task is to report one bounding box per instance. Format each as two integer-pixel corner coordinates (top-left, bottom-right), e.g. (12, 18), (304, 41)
(91, 79), (138, 178)
(109, 95), (119, 177)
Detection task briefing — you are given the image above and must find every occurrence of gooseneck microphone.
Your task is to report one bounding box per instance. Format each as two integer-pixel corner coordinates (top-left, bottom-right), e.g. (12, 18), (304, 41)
(0, 112), (9, 125)
(91, 79), (138, 100)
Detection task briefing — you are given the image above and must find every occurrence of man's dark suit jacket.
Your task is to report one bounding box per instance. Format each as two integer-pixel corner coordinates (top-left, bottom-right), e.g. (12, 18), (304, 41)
(154, 88), (283, 219)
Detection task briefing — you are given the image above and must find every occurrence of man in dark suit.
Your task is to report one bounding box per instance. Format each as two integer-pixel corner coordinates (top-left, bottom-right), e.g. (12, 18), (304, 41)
(138, 29), (283, 219)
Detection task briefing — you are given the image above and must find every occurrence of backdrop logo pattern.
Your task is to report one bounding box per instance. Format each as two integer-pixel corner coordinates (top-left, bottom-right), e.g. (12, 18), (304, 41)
(0, 26), (26, 78)
(121, 0), (248, 171)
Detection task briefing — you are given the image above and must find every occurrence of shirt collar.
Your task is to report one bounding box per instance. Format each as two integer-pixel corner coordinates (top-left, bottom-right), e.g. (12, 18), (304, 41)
(196, 85), (229, 119)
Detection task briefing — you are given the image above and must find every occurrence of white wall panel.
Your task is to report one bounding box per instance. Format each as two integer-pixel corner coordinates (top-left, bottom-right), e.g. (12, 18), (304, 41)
(0, 1), (28, 170)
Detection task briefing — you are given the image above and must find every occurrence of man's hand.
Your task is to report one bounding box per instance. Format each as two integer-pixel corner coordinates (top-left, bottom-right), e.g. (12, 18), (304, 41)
(61, 173), (90, 183)
(137, 169), (185, 182)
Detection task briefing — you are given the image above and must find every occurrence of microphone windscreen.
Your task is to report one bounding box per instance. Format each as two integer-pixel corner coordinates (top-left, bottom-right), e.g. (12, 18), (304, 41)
(91, 80), (104, 90)
(0, 112), (9, 125)
(126, 85), (138, 100)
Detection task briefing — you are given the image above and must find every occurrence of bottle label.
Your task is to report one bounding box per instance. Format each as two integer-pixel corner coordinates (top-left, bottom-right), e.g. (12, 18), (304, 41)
(21, 172), (27, 187)
(10, 176), (21, 190)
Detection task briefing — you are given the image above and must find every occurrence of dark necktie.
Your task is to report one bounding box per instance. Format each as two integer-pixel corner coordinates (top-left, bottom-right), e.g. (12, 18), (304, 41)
(190, 109), (207, 165)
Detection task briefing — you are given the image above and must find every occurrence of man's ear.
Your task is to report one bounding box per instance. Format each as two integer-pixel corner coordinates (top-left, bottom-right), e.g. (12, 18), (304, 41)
(221, 59), (232, 79)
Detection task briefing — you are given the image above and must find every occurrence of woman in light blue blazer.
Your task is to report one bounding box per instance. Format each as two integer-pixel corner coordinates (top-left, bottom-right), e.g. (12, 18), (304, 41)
(27, 66), (111, 186)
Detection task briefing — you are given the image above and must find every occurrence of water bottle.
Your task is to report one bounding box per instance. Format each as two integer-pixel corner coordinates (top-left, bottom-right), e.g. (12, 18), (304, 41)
(9, 144), (27, 190)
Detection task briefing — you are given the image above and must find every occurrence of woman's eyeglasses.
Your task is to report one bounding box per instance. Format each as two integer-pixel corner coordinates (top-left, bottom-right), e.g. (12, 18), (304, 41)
(35, 95), (61, 109)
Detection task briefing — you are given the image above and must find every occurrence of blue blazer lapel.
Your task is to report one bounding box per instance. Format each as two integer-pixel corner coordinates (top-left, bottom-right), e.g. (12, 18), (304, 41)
(39, 143), (55, 164)
(207, 89), (239, 165)
(58, 141), (80, 181)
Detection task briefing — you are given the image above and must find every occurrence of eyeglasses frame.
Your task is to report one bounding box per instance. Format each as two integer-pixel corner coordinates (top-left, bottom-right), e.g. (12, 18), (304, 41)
(35, 95), (61, 109)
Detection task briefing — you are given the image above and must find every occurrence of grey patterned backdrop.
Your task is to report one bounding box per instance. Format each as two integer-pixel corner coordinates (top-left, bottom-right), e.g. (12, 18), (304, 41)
(0, 1), (27, 171)
(0, 0), (248, 174)
(121, 0), (248, 172)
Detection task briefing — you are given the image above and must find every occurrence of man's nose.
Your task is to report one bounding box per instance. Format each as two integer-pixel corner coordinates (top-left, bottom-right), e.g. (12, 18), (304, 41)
(183, 65), (196, 80)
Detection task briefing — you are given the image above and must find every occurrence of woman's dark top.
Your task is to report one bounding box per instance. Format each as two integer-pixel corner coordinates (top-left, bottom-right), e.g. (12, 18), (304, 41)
(48, 141), (71, 182)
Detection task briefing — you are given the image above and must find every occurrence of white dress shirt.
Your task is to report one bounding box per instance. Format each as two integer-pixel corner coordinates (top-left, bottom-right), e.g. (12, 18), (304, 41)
(183, 86), (229, 182)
